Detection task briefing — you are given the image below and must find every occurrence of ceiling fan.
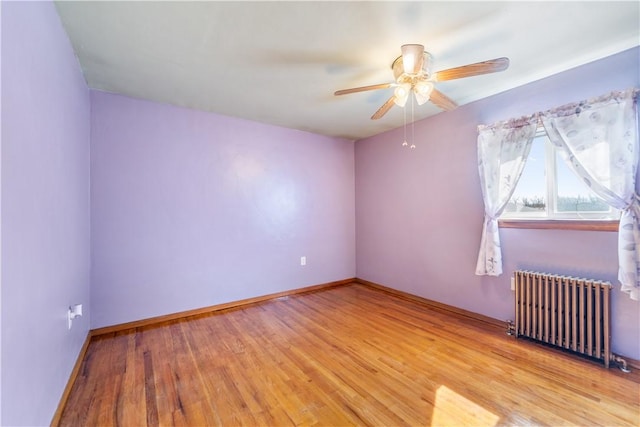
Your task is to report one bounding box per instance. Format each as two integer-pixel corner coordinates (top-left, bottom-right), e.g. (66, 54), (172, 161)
(334, 44), (509, 120)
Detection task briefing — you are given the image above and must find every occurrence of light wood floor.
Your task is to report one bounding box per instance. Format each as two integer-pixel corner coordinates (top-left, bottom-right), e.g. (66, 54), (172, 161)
(59, 283), (640, 426)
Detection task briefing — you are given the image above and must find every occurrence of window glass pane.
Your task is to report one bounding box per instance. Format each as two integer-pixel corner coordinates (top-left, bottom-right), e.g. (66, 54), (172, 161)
(500, 131), (618, 221)
(504, 137), (546, 214)
(555, 150), (610, 212)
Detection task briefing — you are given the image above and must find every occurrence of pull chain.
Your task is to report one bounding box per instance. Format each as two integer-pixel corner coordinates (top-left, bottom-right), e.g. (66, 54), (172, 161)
(402, 101), (408, 147)
(410, 95), (416, 149)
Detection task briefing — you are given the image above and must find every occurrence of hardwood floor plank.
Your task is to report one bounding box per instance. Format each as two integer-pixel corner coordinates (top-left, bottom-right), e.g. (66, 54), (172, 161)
(59, 283), (640, 426)
(120, 333), (146, 426)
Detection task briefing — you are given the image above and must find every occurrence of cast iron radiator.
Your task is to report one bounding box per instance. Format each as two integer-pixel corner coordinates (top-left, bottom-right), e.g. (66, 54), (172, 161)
(510, 270), (628, 371)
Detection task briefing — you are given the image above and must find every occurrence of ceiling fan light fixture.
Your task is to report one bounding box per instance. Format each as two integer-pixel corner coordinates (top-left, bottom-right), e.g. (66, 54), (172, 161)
(413, 81), (434, 105)
(401, 44), (425, 75)
(393, 83), (411, 107)
(414, 93), (429, 106)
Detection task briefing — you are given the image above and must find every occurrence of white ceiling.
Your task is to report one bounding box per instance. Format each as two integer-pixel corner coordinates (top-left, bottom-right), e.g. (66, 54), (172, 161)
(54, 1), (639, 141)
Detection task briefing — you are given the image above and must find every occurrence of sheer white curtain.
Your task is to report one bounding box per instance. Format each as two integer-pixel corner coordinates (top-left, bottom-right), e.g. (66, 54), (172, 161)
(475, 117), (538, 276)
(541, 88), (640, 300)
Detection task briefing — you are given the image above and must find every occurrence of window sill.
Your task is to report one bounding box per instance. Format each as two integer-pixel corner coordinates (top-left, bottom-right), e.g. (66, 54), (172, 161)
(498, 219), (618, 232)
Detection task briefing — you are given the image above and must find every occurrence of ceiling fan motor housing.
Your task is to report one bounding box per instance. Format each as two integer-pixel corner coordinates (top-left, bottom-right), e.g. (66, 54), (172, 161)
(392, 51), (433, 82)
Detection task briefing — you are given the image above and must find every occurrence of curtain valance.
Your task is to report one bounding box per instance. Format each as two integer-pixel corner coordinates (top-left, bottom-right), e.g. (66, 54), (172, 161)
(479, 88), (639, 130)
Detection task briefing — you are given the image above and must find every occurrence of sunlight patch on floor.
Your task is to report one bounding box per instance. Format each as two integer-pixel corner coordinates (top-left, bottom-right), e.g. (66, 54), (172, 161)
(430, 385), (500, 427)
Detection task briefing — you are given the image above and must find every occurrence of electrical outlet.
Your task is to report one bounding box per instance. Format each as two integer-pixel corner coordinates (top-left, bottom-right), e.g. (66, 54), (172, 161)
(300, 256), (306, 266)
(68, 304), (83, 330)
(510, 277), (515, 291)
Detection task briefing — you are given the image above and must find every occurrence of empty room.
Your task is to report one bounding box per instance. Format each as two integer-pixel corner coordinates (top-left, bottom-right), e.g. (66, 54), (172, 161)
(2, 1), (639, 426)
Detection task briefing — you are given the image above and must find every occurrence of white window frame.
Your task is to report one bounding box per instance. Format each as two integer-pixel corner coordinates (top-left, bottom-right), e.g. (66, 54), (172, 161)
(500, 128), (620, 221)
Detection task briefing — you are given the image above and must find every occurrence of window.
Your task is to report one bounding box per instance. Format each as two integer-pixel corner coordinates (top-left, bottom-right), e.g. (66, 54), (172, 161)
(501, 129), (619, 221)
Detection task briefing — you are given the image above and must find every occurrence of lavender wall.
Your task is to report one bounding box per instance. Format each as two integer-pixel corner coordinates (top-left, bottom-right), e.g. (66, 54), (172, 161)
(90, 92), (355, 328)
(355, 47), (640, 360)
(0, 3), (4, 423)
(1, 2), (90, 426)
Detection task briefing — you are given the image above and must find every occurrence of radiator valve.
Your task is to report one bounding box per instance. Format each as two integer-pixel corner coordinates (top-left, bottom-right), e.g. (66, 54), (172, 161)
(506, 320), (515, 336)
(611, 354), (631, 373)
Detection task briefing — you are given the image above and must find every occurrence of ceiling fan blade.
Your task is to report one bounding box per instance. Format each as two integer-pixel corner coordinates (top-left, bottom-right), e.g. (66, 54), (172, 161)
(334, 83), (393, 96)
(429, 89), (458, 111)
(371, 96), (396, 120)
(433, 57), (509, 82)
